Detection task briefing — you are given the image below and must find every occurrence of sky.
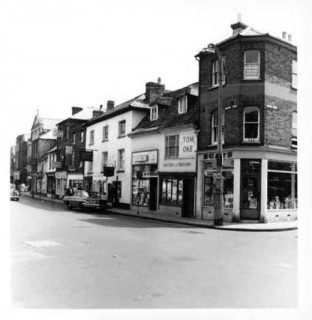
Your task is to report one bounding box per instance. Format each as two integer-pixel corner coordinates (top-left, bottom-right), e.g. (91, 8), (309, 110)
(2, 1), (312, 318)
(1, 0), (311, 146)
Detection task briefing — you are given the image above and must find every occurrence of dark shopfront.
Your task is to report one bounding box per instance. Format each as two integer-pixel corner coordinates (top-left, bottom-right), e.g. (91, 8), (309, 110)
(159, 173), (195, 218)
(132, 150), (158, 211)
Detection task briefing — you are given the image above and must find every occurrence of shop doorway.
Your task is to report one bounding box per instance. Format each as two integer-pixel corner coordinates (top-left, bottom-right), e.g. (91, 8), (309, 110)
(240, 159), (261, 220)
(149, 178), (158, 211)
(182, 178), (194, 218)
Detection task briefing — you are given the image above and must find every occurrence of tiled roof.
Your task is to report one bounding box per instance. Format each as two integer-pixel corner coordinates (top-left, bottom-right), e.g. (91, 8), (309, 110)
(132, 83), (199, 134)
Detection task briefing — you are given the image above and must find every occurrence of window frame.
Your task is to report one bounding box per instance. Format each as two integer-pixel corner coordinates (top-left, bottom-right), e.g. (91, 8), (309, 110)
(118, 120), (126, 137)
(150, 105), (158, 121)
(244, 50), (261, 80)
(211, 109), (225, 145)
(243, 106), (260, 143)
(165, 134), (179, 159)
(212, 57), (226, 87)
(118, 149), (125, 171)
(89, 130), (94, 145)
(102, 125), (109, 141)
(178, 96), (188, 114)
(292, 60), (297, 89)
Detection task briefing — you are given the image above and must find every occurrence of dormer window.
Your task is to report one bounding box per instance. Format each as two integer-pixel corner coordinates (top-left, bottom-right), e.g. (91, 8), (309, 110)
(150, 105), (158, 121)
(178, 96), (188, 114)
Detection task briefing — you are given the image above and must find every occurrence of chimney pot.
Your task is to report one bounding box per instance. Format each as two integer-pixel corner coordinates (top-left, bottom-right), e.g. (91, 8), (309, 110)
(107, 100), (115, 111)
(282, 31), (287, 39)
(288, 34), (292, 42)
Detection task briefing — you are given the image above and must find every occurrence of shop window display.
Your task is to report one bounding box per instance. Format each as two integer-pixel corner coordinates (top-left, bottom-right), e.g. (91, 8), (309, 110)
(267, 161), (297, 209)
(160, 178), (183, 206)
(203, 169), (234, 208)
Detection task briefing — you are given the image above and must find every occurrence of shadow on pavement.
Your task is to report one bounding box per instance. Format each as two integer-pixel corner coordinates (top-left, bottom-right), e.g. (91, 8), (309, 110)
(78, 216), (190, 229)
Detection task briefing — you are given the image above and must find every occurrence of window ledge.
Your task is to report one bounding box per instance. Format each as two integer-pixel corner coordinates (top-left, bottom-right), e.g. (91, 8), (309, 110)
(102, 139), (108, 142)
(118, 135), (126, 139)
(242, 141), (261, 144)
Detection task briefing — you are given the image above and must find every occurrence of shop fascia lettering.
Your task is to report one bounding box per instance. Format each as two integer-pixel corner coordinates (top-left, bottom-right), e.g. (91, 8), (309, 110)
(204, 151), (232, 160)
(132, 150), (158, 165)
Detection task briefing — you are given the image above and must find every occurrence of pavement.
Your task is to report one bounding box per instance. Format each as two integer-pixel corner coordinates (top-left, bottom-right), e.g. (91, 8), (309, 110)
(20, 192), (298, 232)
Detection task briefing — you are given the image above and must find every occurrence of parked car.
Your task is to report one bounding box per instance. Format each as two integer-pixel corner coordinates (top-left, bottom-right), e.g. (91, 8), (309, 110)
(10, 184), (20, 201)
(63, 190), (112, 210)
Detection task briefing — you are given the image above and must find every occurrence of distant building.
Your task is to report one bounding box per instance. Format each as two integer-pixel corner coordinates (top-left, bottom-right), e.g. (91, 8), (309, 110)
(14, 134), (30, 186)
(195, 20), (297, 223)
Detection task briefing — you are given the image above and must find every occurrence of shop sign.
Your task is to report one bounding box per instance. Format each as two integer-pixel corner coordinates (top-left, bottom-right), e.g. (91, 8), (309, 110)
(55, 171), (67, 179)
(204, 151), (232, 160)
(52, 161), (62, 168)
(65, 146), (73, 155)
(244, 65), (259, 79)
(179, 132), (197, 158)
(161, 158), (196, 172)
(132, 150), (158, 165)
(68, 165), (76, 172)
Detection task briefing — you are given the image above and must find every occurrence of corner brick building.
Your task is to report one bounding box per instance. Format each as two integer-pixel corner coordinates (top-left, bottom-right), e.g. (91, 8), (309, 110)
(195, 21), (297, 223)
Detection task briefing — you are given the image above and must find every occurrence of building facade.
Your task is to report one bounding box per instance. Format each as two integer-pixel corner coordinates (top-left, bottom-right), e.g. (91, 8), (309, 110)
(195, 21), (297, 223)
(130, 83), (199, 217)
(84, 81), (166, 209)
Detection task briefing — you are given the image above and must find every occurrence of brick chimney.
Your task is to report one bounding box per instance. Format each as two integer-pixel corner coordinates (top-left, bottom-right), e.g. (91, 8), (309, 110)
(231, 14), (248, 35)
(145, 78), (165, 103)
(92, 110), (104, 118)
(107, 100), (115, 111)
(72, 106), (83, 115)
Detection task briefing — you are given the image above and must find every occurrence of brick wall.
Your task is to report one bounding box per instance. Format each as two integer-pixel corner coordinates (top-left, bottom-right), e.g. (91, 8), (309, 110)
(198, 36), (296, 151)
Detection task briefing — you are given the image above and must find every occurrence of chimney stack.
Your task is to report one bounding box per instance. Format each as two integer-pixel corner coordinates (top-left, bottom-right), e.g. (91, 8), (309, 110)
(92, 110), (104, 118)
(107, 100), (115, 111)
(231, 14), (248, 35)
(145, 79), (165, 103)
(288, 34), (292, 42)
(282, 31), (287, 40)
(72, 106), (83, 115)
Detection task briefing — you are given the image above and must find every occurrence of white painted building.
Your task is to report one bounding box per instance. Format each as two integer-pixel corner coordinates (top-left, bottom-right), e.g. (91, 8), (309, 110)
(84, 81), (166, 208)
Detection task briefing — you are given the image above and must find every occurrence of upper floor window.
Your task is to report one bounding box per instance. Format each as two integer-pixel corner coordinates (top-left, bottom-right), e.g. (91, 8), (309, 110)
(291, 112), (297, 150)
(118, 149), (125, 170)
(89, 130), (94, 145)
(102, 125), (109, 141)
(80, 131), (84, 142)
(165, 135), (179, 159)
(212, 57), (226, 87)
(244, 50), (260, 80)
(102, 151), (108, 167)
(243, 107), (260, 143)
(150, 105), (158, 121)
(72, 133), (76, 144)
(292, 60), (297, 89)
(87, 161), (93, 173)
(119, 120), (126, 137)
(178, 96), (188, 114)
(211, 110), (225, 145)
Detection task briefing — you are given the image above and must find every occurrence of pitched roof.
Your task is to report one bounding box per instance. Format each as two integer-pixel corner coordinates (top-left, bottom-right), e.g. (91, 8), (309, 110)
(131, 83), (199, 135)
(39, 128), (57, 140)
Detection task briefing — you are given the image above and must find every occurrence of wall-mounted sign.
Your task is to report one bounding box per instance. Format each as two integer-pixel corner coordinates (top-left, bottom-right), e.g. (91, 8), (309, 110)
(160, 158), (196, 172)
(103, 166), (115, 177)
(179, 131), (197, 158)
(80, 150), (93, 161)
(68, 165), (76, 172)
(132, 150), (158, 165)
(52, 161), (62, 168)
(65, 146), (73, 155)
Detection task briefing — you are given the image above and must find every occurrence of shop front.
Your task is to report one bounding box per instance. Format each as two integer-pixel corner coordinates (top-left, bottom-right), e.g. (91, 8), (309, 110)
(131, 150), (158, 212)
(67, 172), (84, 190)
(197, 149), (297, 223)
(46, 172), (56, 198)
(158, 157), (196, 218)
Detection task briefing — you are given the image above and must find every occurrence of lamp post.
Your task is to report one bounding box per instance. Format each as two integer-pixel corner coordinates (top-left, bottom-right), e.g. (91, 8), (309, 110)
(206, 43), (225, 226)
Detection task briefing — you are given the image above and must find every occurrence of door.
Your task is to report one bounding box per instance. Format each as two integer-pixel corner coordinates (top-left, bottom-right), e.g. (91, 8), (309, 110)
(182, 178), (194, 218)
(149, 178), (158, 211)
(240, 159), (261, 220)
